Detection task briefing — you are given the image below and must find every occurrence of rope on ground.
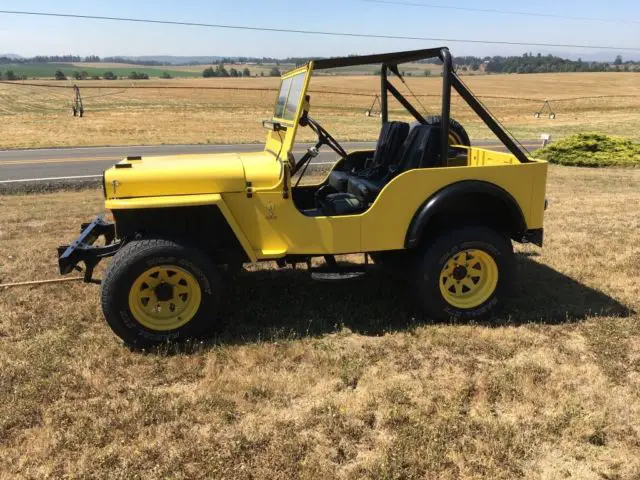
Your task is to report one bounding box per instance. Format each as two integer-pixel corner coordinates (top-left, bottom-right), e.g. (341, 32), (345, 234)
(0, 277), (84, 289)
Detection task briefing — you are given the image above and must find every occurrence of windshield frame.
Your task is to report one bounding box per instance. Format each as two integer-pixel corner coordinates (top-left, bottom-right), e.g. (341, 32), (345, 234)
(271, 65), (310, 126)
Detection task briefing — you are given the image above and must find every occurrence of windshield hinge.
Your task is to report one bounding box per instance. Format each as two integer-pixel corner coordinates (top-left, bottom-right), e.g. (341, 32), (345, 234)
(246, 181), (254, 198)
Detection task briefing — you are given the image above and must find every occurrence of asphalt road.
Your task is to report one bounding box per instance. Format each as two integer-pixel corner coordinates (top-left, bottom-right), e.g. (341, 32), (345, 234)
(0, 140), (540, 183)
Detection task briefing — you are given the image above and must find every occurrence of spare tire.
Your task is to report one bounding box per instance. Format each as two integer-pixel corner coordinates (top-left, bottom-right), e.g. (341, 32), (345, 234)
(411, 116), (471, 147)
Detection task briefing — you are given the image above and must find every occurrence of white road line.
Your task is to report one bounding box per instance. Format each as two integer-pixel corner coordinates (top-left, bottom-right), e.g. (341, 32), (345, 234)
(0, 175), (102, 184)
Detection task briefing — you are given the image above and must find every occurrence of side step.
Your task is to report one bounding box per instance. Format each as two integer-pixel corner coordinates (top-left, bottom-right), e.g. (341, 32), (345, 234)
(309, 255), (373, 282)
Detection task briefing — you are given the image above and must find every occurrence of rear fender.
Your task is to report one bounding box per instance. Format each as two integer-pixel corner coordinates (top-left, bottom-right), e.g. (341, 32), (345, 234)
(405, 180), (527, 248)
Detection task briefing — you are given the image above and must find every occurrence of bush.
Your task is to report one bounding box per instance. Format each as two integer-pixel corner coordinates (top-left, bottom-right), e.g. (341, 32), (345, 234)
(129, 72), (149, 80)
(202, 67), (215, 78)
(216, 64), (229, 77)
(534, 133), (640, 167)
(55, 70), (67, 81)
(160, 72), (173, 79)
(243, 67), (251, 77)
(269, 67), (281, 77)
(103, 71), (117, 80)
(5, 70), (17, 81)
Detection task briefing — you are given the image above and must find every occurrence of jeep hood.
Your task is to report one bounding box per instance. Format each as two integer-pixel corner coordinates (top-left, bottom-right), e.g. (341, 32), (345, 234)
(103, 151), (282, 199)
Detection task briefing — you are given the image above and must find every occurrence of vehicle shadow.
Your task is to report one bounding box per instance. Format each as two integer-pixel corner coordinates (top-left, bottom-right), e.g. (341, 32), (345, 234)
(211, 254), (633, 345)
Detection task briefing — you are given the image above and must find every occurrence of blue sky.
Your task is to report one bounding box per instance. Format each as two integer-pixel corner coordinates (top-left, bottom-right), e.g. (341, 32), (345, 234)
(1, 0), (639, 60)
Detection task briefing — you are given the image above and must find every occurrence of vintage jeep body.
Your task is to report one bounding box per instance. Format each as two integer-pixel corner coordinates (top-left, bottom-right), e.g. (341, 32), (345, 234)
(58, 47), (548, 347)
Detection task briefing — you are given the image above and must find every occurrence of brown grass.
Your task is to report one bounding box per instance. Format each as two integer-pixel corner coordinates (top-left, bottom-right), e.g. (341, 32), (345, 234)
(1, 165), (639, 478)
(1, 73), (640, 149)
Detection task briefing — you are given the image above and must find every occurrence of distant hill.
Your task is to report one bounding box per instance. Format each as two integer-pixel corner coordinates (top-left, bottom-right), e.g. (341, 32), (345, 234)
(0, 53), (23, 60)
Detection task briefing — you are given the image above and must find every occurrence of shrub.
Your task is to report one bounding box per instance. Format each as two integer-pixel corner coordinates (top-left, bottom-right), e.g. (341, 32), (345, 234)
(216, 64), (229, 77)
(243, 67), (251, 77)
(129, 72), (149, 80)
(160, 72), (173, 79)
(269, 67), (281, 77)
(55, 70), (67, 81)
(534, 133), (640, 167)
(202, 67), (215, 78)
(6, 70), (17, 81)
(103, 71), (117, 80)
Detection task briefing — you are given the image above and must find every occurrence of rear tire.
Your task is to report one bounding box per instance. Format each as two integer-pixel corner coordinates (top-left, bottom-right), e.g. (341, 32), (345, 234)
(101, 238), (221, 348)
(415, 227), (515, 322)
(412, 116), (471, 147)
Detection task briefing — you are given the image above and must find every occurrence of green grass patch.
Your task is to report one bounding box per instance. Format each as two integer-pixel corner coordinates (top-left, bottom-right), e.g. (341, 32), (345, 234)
(535, 133), (640, 167)
(0, 63), (201, 79)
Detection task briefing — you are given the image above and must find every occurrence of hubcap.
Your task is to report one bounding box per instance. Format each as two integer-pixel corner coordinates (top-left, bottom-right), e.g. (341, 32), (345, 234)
(439, 249), (498, 309)
(128, 265), (202, 331)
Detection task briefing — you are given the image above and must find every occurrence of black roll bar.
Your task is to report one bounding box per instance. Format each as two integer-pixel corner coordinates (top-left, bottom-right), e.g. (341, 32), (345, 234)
(314, 47), (531, 164)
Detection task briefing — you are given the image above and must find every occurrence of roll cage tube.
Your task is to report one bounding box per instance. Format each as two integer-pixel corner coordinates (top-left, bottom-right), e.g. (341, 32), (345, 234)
(312, 47), (531, 165)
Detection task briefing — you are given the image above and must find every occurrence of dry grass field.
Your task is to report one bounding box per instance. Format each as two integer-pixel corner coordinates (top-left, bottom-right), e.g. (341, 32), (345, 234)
(1, 72), (639, 149)
(1, 165), (639, 478)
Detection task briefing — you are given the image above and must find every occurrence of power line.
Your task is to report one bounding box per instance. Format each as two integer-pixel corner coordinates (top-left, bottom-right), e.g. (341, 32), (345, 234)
(1, 9), (639, 51)
(363, 0), (640, 25)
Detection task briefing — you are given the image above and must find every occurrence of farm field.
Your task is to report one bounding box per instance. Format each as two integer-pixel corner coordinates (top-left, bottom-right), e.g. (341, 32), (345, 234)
(2, 60), (442, 81)
(1, 72), (639, 149)
(0, 62), (202, 79)
(0, 165), (639, 478)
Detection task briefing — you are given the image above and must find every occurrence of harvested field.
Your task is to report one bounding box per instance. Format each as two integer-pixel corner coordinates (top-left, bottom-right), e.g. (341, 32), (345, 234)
(1, 165), (639, 478)
(1, 72), (639, 149)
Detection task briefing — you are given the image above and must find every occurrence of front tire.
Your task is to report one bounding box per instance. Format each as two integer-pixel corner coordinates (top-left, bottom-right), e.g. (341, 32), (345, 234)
(415, 227), (515, 321)
(101, 238), (221, 348)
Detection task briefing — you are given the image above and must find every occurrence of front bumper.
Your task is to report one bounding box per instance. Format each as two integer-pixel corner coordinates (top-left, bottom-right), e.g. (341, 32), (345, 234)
(57, 215), (122, 282)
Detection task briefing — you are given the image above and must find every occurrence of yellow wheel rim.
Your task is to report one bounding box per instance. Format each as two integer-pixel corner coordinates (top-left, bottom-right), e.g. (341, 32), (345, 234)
(128, 265), (202, 332)
(439, 249), (498, 309)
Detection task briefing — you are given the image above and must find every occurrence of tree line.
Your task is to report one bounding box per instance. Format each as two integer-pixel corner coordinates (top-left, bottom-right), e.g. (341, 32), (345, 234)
(422, 53), (640, 74)
(51, 70), (161, 81)
(202, 64), (276, 78)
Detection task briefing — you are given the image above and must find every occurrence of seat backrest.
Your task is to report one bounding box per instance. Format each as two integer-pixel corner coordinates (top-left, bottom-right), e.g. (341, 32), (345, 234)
(370, 121), (410, 170)
(393, 125), (440, 175)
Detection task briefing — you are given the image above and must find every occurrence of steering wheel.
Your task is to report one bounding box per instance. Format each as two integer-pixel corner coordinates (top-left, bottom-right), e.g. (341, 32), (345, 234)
(305, 116), (348, 160)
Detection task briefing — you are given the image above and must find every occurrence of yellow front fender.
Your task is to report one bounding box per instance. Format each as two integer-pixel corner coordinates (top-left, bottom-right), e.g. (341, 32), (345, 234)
(106, 194), (257, 263)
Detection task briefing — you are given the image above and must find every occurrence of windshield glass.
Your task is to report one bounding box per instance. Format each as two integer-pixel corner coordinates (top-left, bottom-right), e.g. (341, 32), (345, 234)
(273, 72), (305, 121)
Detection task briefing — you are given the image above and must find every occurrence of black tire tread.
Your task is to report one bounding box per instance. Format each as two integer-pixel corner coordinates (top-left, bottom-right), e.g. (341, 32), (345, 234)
(101, 237), (220, 348)
(412, 116), (471, 147)
(415, 226), (515, 322)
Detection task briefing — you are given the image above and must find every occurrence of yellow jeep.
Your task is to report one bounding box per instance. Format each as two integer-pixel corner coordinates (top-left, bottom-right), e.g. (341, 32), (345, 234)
(58, 48), (548, 347)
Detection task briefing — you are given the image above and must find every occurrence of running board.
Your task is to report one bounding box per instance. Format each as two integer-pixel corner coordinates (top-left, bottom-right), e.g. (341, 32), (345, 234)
(309, 254), (375, 281)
